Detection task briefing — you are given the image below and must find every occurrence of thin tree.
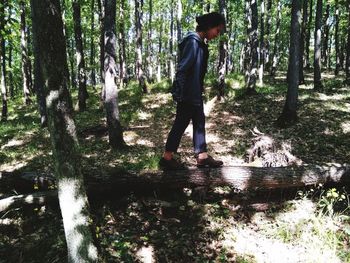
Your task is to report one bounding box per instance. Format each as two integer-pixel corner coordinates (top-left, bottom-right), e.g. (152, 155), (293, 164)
(20, 0), (32, 105)
(270, 0), (282, 77)
(89, 0), (96, 86)
(322, 1), (330, 67)
(30, 0), (99, 261)
(346, 0), (350, 84)
(156, 14), (163, 82)
(104, 0), (125, 148)
(117, 0), (127, 86)
(98, 0), (105, 85)
(314, 0), (323, 90)
(258, 0), (265, 85)
(264, 0), (272, 70)
(276, 0), (302, 127)
(73, 0), (88, 111)
(245, 0), (258, 93)
(217, 0), (227, 99)
(305, 0), (313, 69)
(146, 0), (153, 82)
(135, 0), (147, 92)
(0, 0), (7, 121)
(169, 0), (175, 82)
(299, 0), (308, 84)
(335, 0), (340, 75)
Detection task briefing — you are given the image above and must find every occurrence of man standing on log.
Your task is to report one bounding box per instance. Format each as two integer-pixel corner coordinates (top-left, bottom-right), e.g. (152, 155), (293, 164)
(159, 12), (225, 170)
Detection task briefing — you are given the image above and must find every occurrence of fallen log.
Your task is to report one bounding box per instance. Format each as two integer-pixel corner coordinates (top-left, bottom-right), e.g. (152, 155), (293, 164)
(1, 164), (349, 213)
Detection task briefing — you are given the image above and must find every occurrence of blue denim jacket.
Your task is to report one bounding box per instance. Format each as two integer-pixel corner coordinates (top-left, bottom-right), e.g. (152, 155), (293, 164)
(171, 32), (209, 105)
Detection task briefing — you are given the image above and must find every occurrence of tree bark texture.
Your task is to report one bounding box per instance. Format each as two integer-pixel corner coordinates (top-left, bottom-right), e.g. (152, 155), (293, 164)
(73, 0), (88, 111)
(305, 0), (313, 69)
(98, 0), (105, 86)
(30, 0), (98, 261)
(0, 0), (6, 121)
(104, 0), (125, 149)
(270, 0), (281, 77)
(135, 0), (147, 93)
(299, 0), (307, 84)
(277, 0), (301, 127)
(89, 0), (96, 86)
(218, 0), (227, 99)
(264, 0), (272, 70)
(20, 0), (32, 105)
(2, 164), (350, 212)
(335, 0), (340, 75)
(322, 2), (330, 68)
(258, 0), (265, 85)
(245, 0), (258, 92)
(118, 0), (127, 85)
(314, 0), (323, 90)
(346, 1), (350, 84)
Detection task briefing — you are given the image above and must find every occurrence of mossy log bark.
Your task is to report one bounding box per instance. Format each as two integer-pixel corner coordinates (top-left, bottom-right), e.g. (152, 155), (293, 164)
(1, 164), (349, 213)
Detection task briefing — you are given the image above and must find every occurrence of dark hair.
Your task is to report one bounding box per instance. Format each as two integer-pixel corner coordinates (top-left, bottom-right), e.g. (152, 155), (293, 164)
(196, 12), (226, 32)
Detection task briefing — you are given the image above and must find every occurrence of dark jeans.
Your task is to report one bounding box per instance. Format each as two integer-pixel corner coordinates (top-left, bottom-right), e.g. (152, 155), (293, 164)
(165, 102), (207, 154)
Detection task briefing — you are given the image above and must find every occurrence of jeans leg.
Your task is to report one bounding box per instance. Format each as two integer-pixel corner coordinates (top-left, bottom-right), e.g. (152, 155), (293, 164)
(165, 103), (192, 152)
(192, 103), (207, 154)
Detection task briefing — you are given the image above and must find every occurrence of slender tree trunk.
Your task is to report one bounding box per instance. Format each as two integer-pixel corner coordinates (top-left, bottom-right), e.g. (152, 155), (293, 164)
(135, 0), (147, 93)
(117, 0), (127, 86)
(89, 0), (96, 86)
(73, 0), (88, 111)
(305, 0), (313, 69)
(270, 0), (281, 77)
(258, 0), (265, 85)
(264, 0), (272, 71)
(218, 0), (227, 99)
(8, 40), (13, 97)
(0, 0), (6, 121)
(314, 0), (323, 90)
(346, 1), (350, 84)
(299, 0), (307, 84)
(322, 2), (330, 68)
(146, 0), (153, 82)
(27, 28), (33, 92)
(169, 0), (175, 82)
(98, 0), (105, 86)
(20, 0), (32, 105)
(334, 0), (340, 75)
(245, 0), (258, 93)
(276, 0), (301, 127)
(157, 14), (163, 82)
(340, 36), (345, 71)
(104, 0), (125, 149)
(30, 0), (99, 261)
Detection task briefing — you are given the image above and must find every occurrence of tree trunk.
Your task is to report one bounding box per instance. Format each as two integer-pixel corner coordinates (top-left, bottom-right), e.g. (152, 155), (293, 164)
(264, 0), (272, 71)
(217, 0), (227, 99)
(30, 0), (98, 261)
(335, 0), (340, 75)
(118, 0), (127, 86)
(73, 0), (88, 111)
(0, 0), (6, 122)
(322, 2), (330, 68)
(346, 1), (350, 84)
(30, 3), (48, 127)
(299, 0), (307, 84)
(305, 0), (313, 69)
(8, 38), (13, 98)
(245, 0), (258, 93)
(145, 0), (153, 82)
(258, 0), (265, 85)
(157, 14), (163, 82)
(169, 0), (175, 82)
(98, 0), (105, 86)
(20, 0), (32, 105)
(276, 0), (301, 128)
(314, 0), (323, 90)
(2, 164), (350, 209)
(89, 0), (96, 86)
(270, 0), (281, 77)
(104, 0), (125, 149)
(135, 0), (147, 93)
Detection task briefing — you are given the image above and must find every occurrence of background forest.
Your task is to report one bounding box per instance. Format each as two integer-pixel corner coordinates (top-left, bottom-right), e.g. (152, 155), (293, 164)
(1, 0), (350, 262)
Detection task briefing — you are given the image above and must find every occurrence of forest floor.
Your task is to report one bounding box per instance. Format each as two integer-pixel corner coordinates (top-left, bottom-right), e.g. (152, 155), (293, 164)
(1, 72), (350, 262)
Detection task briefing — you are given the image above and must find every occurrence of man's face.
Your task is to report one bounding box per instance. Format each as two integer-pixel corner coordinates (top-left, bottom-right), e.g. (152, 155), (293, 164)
(206, 24), (224, 40)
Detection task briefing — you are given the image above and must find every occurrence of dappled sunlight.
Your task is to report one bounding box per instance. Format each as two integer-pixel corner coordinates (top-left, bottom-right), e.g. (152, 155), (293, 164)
(136, 245), (155, 263)
(341, 121), (350, 134)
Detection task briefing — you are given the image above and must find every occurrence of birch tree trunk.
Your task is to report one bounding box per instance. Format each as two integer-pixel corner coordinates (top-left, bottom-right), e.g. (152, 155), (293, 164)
(20, 0), (32, 105)
(104, 0), (125, 149)
(276, 0), (301, 128)
(146, 0), (153, 82)
(73, 0), (88, 111)
(314, 0), (323, 90)
(30, 0), (99, 261)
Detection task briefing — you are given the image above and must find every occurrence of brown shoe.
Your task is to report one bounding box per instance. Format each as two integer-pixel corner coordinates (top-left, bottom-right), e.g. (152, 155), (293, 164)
(159, 157), (186, 170)
(196, 155), (223, 168)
